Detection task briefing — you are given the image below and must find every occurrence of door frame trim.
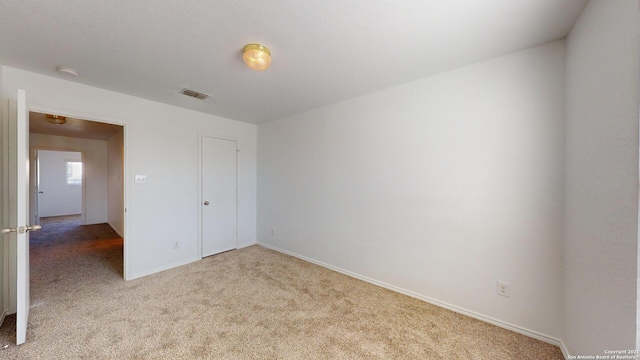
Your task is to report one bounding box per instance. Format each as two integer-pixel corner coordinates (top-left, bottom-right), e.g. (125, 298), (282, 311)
(27, 104), (130, 280)
(197, 132), (239, 259)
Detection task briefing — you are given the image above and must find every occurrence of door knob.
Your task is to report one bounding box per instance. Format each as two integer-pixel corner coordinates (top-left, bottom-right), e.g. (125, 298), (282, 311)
(2, 225), (41, 235)
(203, 201), (210, 206)
(1, 227), (16, 235)
(26, 225), (42, 232)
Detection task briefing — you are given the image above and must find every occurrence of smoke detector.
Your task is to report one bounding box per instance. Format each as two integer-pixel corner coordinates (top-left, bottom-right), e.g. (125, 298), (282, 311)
(56, 66), (80, 77)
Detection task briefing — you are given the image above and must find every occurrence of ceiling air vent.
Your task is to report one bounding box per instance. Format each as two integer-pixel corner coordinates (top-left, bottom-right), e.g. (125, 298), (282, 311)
(179, 88), (210, 100)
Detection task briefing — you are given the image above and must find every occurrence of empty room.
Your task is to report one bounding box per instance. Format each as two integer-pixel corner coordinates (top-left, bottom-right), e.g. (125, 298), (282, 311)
(0, 1), (638, 359)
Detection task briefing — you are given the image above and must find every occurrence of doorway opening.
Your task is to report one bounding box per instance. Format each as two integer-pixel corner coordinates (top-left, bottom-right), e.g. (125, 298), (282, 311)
(28, 111), (125, 281)
(33, 150), (83, 226)
(0, 93), (130, 345)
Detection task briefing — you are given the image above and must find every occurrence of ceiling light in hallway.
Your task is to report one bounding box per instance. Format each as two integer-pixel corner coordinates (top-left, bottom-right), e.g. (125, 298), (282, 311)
(45, 114), (67, 125)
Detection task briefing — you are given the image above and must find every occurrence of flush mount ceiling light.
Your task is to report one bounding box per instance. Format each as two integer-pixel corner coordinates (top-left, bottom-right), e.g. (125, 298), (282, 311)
(55, 66), (80, 77)
(45, 114), (67, 125)
(242, 44), (272, 71)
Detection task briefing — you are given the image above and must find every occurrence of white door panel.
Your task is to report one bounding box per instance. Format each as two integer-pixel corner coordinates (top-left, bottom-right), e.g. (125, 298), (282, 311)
(3, 90), (35, 345)
(201, 136), (237, 257)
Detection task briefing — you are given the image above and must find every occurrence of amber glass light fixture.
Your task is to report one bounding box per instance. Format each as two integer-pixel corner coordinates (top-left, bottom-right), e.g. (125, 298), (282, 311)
(242, 44), (272, 71)
(45, 114), (67, 125)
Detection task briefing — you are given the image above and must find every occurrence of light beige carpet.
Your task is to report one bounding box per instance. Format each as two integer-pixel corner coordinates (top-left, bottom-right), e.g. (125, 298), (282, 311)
(0, 216), (563, 359)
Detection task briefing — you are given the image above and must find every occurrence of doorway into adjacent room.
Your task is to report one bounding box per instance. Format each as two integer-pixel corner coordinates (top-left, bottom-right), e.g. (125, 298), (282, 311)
(33, 150), (83, 226)
(28, 112), (125, 283)
(0, 96), (128, 346)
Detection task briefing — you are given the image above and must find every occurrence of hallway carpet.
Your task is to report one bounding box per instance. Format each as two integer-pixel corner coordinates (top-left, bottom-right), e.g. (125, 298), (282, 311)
(0, 216), (563, 359)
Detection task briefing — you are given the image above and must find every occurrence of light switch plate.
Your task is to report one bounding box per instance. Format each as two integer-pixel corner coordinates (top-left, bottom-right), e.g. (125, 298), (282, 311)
(135, 175), (147, 184)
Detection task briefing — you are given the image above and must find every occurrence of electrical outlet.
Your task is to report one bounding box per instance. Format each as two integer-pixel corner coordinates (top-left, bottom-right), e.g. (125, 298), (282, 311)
(135, 175), (147, 184)
(497, 281), (510, 297)
(173, 241), (180, 249)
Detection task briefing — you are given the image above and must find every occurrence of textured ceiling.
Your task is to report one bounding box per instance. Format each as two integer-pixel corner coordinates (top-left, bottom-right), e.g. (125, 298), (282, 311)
(0, 0), (587, 124)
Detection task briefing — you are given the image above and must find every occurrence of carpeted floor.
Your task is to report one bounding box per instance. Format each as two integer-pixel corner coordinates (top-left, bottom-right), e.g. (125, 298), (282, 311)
(0, 215), (564, 359)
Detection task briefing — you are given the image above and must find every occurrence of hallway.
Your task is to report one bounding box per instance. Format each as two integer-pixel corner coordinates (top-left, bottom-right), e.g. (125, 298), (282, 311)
(30, 215), (123, 279)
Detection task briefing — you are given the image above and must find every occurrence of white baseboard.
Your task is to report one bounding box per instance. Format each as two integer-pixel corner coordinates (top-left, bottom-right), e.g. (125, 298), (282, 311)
(237, 241), (257, 249)
(126, 242), (256, 281)
(126, 257), (200, 281)
(559, 339), (570, 359)
(107, 222), (124, 238)
(40, 213), (81, 218)
(258, 241), (565, 352)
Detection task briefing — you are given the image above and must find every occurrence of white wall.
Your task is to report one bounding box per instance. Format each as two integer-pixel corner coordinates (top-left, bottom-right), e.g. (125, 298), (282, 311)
(2, 66), (257, 283)
(37, 150), (82, 217)
(564, 0), (640, 356)
(258, 41), (565, 340)
(30, 134), (108, 224)
(107, 128), (124, 236)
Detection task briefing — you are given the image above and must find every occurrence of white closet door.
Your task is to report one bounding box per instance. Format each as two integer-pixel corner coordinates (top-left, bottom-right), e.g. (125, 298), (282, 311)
(201, 136), (237, 257)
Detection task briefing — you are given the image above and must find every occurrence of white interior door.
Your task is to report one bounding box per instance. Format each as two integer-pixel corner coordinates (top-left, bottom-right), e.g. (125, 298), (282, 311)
(201, 136), (237, 257)
(3, 90), (38, 345)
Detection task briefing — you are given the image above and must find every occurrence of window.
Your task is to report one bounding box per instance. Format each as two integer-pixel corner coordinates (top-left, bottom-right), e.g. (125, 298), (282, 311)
(66, 161), (82, 185)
